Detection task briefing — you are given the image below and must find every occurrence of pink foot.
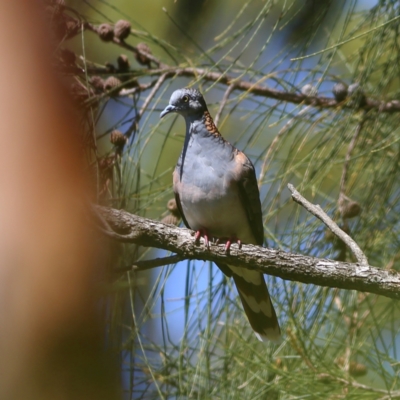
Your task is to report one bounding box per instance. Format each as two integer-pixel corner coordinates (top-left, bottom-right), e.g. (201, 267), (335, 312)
(194, 229), (210, 249)
(216, 236), (242, 253)
(225, 237), (241, 253)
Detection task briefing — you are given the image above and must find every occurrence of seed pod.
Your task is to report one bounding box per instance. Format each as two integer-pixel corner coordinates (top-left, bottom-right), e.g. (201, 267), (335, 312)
(339, 194), (362, 219)
(341, 201), (362, 219)
(89, 76), (104, 93)
(98, 23), (114, 42)
(135, 43), (152, 67)
(336, 357), (367, 377)
(110, 130), (127, 147)
(348, 82), (366, 107)
(161, 214), (180, 226)
(105, 62), (116, 73)
(114, 20), (131, 40)
(104, 76), (122, 93)
(349, 362), (367, 377)
(332, 82), (348, 102)
(117, 54), (130, 72)
(301, 84), (317, 97)
(167, 198), (181, 217)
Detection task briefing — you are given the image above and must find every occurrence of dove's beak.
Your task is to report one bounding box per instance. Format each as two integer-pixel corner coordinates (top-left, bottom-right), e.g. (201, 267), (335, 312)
(160, 104), (176, 118)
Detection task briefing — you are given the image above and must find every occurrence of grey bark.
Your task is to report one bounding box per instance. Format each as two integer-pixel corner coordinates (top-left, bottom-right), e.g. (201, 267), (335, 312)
(95, 205), (400, 300)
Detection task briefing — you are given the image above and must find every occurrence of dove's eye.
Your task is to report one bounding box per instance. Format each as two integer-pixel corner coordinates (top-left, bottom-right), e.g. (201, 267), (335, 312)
(182, 95), (189, 102)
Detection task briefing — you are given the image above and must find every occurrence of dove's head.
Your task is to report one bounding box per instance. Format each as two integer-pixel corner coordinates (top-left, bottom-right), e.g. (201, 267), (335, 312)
(160, 88), (207, 119)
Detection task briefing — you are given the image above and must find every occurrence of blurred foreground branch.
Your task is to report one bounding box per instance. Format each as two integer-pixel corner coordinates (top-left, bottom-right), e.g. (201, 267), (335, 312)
(95, 205), (400, 300)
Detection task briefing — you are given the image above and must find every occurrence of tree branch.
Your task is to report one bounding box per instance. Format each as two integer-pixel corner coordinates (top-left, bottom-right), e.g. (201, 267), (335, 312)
(287, 184), (368, 265)
(109, 66), (400, 113)
(78, 21), (400, 115)
(94, 205), (400, 300)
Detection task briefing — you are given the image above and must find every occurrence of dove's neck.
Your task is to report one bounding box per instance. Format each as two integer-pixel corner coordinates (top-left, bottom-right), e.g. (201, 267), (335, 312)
(177, 112), (231, 180)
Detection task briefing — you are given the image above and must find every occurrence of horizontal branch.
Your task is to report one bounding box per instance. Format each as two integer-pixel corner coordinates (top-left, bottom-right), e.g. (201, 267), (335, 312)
(151, 67), (399, 113)
(80, 22), (399, 114)
(95, 205), (400, 300)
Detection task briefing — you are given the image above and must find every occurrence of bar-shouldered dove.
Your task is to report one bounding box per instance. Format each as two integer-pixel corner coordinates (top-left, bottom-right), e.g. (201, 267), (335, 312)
(160, 88), (281, 342)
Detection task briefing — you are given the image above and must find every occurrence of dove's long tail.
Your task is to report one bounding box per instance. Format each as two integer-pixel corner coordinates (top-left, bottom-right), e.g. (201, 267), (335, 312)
(229, 265), (281, 343)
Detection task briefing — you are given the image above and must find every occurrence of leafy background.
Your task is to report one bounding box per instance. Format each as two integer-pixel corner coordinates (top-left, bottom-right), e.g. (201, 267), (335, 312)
(62, 0), (400, 398)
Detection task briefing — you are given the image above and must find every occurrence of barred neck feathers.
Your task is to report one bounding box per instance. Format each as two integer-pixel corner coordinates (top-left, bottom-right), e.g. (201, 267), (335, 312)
(203, 110), (221, 137)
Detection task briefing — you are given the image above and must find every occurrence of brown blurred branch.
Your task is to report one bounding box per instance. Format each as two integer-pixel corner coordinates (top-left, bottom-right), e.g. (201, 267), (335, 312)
(94, 205), (400, 300)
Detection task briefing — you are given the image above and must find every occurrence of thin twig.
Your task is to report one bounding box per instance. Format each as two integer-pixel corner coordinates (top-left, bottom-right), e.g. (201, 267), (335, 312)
(119, 80), (154, 97)
(377, 390), (400, 400)
(138, 73), (167, 118)
(214, 84), (235, 126)
(334, 376), (394, 396)
(125, 74), (167, 139)
(289, 326), (386, 395)
(258, 105), (312, 185)
(339, 116), (366, 196)
(287, 328), (318, 372)
(287, 183), (368, 265)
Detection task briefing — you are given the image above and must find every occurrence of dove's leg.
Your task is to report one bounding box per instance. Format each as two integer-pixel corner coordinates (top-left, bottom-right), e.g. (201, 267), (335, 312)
(194, 228), (211, 248)
(215, 236), (242, 253)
